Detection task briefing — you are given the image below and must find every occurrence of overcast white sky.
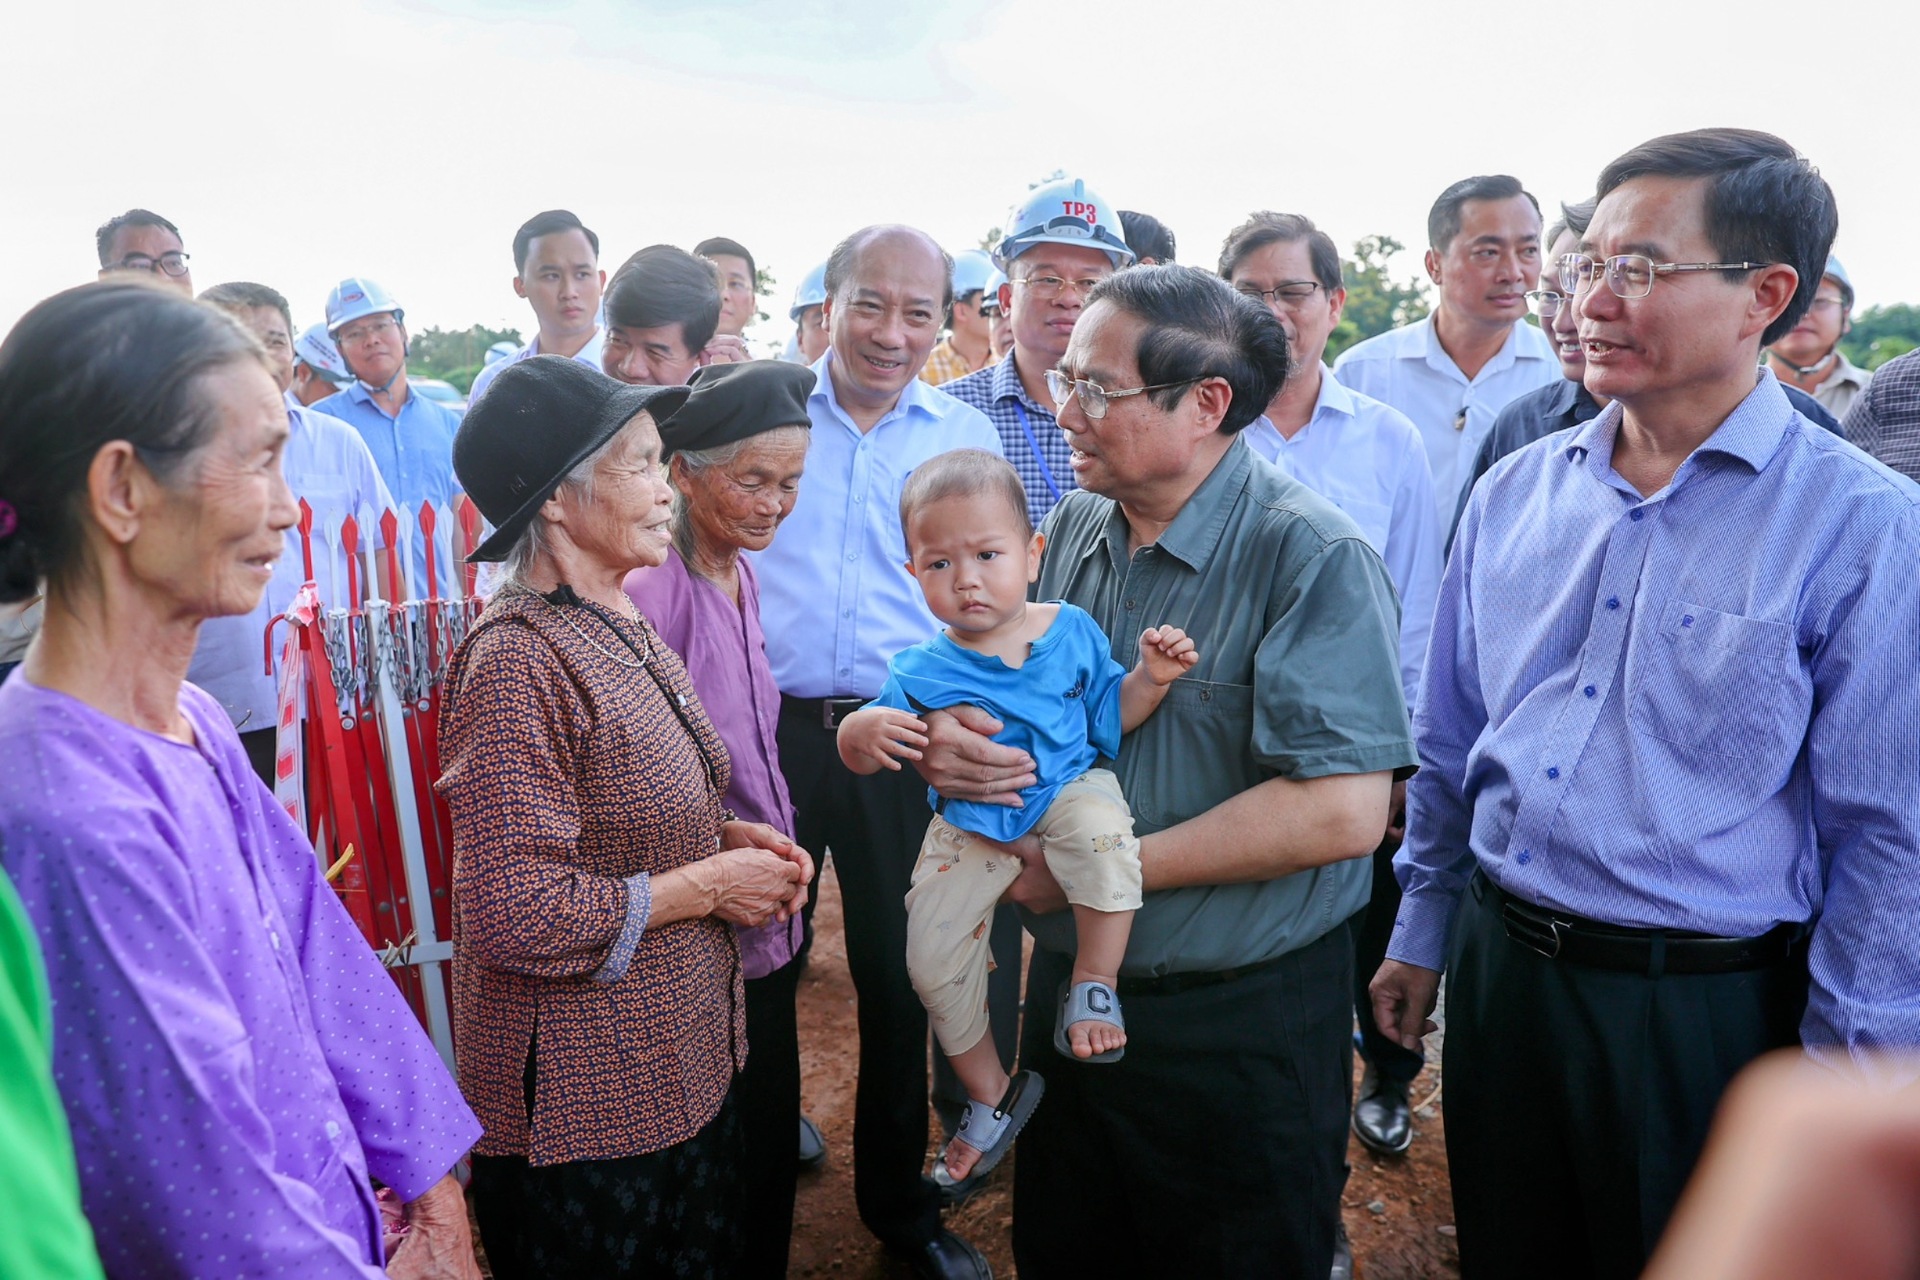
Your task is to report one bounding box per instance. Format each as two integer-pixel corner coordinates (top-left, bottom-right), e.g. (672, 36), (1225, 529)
(5, 0), (1914, 353)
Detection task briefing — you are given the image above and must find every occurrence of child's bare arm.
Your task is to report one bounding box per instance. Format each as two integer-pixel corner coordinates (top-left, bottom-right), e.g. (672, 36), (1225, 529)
(837, 706), (931, 774)
(1119, 626), (1199, 733)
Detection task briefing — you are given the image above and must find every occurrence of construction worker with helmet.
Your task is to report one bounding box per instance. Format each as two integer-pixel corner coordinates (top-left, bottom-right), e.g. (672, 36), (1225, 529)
(980, 268), (1011, 364)
(942, 176), (1136, 530)
(290, 323), (354, 407)
(1766, 253), (1874, 419)
(920, 249), (998, 386)
(312, 276), (463, 598)
(784, 260), (831, 365)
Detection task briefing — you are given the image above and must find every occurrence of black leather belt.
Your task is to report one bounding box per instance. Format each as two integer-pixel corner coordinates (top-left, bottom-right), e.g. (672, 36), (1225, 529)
(1474, 873), (1806, 977)
(779, 694), (868, 731)
(1117, 950), (1290, 997)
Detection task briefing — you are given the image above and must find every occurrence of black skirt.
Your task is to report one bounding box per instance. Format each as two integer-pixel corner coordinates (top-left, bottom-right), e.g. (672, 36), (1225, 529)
(471, 1089), (745, 1279)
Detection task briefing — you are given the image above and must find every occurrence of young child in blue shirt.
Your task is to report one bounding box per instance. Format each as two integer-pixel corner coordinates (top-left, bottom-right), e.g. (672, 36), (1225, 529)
(837, 449), (1197, 1184)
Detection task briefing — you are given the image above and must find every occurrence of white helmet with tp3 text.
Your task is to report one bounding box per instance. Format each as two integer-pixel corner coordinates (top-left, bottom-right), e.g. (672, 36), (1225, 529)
(992, 177), (1135, 272)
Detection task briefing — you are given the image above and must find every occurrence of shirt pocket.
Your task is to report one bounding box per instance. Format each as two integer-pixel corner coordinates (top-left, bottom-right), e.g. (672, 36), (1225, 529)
(1629, 600), (1804, 762)
(1124, 677), (1257, 829)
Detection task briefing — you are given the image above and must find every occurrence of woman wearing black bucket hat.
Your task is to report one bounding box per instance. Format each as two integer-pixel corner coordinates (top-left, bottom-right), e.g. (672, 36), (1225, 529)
(436, 355), (814, 1278)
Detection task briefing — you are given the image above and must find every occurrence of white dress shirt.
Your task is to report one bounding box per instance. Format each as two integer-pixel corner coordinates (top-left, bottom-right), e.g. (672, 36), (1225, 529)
(1332, 314), (1558, 534)
(1242, 366), (1442, 706)
(467, 327), (606, 404)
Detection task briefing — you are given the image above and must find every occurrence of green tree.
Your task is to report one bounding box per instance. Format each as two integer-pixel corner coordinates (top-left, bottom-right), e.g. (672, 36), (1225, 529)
(407, 324), (522, 395)
(978, 227), (1002, 254)
(1841, 303), (1920, 370)
(753, 266), (776, 326)
(1325, 235), (1431, 363)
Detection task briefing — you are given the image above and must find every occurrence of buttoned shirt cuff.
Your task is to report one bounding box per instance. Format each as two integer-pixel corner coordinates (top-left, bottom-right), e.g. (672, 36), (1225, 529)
(1382, 886), (1459, 973)
(591, 872), (653, 984)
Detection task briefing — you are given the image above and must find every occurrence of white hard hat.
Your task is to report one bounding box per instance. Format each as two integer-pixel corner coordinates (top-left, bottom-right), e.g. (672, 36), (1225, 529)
(788, 260), (828, 320)
(950, 249), (998, 298)
(292, 324), (352, 383)
(993, 177), (1135, 271)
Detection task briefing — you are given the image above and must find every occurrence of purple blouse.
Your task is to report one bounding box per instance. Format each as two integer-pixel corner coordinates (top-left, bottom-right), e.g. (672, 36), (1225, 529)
(0, 677), (480, 1278)
(626, 550), (801, 979)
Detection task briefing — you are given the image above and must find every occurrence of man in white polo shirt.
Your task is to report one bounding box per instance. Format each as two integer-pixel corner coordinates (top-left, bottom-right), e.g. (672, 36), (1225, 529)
(468, 210), (607, 404)
(1334, 175), (1559, 530)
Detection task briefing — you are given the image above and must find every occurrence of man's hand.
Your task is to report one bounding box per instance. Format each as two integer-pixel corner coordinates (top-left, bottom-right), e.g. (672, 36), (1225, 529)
(1137, 625), (1199, 685)
(836, 706), (929, 773)
(699, 333), (752, 366)
(997, 836), (1068, 913)
(913, 705), (1036, 807)
(386, 1174), (482, 1280)
(1385, 778), (1408, 846)
(1369, 959), (1441, 1052)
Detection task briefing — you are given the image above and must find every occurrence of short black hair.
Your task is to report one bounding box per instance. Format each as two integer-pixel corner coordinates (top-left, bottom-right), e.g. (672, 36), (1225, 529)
(824, 225), (954, 313)
(899, 448), (1032, 543)
(199, 281), (293, 335)
(1082, 265), (1290, 434)
(1594, 128), (1836, 345)
(1427, 176), (1540, 252)
(94, 208), (181, 268)
(513, 209), (599, 275)
(694, 237), (757, 285)
(1118, 211), (1177, 264)
(1217, 212), (1344, 293)
(0, 281), (269, 601)
(603, 245), (722, 351)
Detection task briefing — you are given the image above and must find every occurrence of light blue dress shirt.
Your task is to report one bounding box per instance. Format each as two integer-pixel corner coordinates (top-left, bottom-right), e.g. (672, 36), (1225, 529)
(1332, 314), (1558, 534)
(1391, 370), (1920, 1059)
(312, 379), (462, 596)
(1243, 365), (1442, 707)
(752, 351), (1003, 698)
(467, 328), (605, 404)
(187, 394), (395, 732)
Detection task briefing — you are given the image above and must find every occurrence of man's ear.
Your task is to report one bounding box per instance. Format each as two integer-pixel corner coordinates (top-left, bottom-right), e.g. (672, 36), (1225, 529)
(1424, 247), (1444, 285)
(1188, 376), (1233, 434)
(512, 275), (529, 301)
(1749, 265), (1801, 345)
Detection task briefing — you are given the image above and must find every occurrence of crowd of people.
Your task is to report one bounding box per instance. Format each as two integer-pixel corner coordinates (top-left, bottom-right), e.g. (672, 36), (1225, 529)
(2, 123), (1920, 1280)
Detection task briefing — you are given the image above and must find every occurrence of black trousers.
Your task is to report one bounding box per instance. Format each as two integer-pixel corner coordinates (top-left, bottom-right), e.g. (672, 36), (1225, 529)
(1348, 833), (1425, 1086)
(736, 956), (802, 1278)
(777, 704), (1015, 1249)
(1011, 930), (1353, 1279)
(470, 1092), (744, 1279)
(1443, 876), (1808, 1280)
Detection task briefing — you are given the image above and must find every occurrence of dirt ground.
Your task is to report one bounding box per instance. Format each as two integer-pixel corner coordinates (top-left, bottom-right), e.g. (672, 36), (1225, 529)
(467, 857), (1460, 1278)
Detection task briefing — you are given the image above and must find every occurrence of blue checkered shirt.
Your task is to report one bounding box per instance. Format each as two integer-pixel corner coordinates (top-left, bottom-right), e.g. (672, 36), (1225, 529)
(1842, 347), (1920, 482)
(942, 352), (1074, 528)
(1393, 370), (1920, 1061)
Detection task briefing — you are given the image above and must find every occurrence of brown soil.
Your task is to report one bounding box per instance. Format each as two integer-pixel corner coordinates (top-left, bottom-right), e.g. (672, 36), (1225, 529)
(472, 858), (1463, 1278)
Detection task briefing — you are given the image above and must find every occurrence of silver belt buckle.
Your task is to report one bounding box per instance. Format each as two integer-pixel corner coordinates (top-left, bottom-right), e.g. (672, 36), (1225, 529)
(1503, 905), (1566, 959)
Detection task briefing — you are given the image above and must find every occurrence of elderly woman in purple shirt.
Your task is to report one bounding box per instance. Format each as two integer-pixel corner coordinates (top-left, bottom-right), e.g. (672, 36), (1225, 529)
(0, 282), (481, 1279)
(624, 359), (815, 1280)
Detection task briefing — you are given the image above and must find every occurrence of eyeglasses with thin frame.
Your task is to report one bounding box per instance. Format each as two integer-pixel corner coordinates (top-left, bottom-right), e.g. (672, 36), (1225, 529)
(1526, 289), (1568, 318)
(1014, 273), (1107, 301)
(1558, 253), (1773, 300)
(1235, 280), (1324, 309)
(336, 317), (401, 347)
(1045, 368), (1200, 420)
(113, 251), (191, 278)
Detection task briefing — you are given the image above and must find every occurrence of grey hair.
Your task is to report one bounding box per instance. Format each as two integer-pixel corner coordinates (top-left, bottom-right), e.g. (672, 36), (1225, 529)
(498, 445), (601, 589)
(669, 425), (809, 566)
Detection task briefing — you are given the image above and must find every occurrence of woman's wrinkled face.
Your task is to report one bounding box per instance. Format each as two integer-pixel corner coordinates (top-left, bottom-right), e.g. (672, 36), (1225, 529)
(556, 411), (677, 572)
(132, 359), (298, 621)
(673, 426), (808, 555)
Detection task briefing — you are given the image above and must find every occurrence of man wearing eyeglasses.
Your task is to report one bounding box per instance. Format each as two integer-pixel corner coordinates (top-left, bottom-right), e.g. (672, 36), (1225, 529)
(917, 265), (1415, 1277)
(1333, 175), (1559, 533)
(94, 208), (193, 295)
(942, 176), (1136, 531)
(1764, 255), (1872, 419)
(1372, 128), (1920, 1280)
(312, 277), (461, 598)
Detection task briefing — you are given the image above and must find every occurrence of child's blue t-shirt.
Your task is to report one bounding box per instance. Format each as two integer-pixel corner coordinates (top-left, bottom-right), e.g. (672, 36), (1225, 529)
(871, 602), (1127, 842)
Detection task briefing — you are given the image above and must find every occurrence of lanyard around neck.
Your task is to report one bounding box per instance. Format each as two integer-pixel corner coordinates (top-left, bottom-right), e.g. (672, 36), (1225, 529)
(1011, 400), (1064, 503)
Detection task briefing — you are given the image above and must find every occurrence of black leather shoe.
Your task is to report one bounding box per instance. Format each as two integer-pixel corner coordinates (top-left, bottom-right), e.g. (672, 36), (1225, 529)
(896, 1229), (993, 1280)
(797, 1113), (827, 1173)
(1352, 1065), (1413, 1156)
(1329, 1219), (1354, 1280)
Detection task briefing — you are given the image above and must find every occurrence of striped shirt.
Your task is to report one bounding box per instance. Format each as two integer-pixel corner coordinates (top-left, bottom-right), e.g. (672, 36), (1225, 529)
(1841, 347), (1920, 481)
(942, 351), (1074, 529)
(1393, 370), (1920, 1060)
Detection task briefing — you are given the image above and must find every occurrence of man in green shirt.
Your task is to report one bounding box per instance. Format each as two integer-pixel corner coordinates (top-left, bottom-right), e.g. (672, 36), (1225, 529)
(917, 265), (1416, 1276)
(1, 869), (106, 1278)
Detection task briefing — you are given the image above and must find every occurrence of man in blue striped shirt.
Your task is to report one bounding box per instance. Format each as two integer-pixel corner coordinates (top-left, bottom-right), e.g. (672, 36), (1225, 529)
(1372, 128), (1920, 1280)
